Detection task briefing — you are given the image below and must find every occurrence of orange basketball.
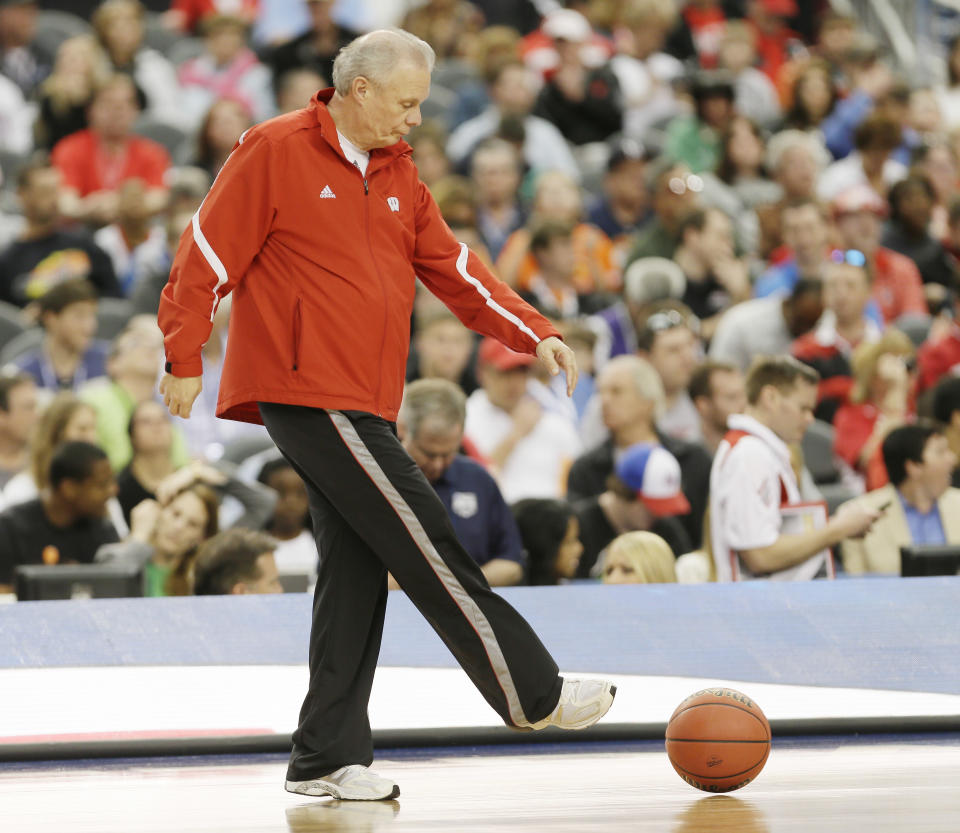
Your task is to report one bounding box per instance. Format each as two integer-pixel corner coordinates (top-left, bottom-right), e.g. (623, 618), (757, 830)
(665, 687), (771, 793)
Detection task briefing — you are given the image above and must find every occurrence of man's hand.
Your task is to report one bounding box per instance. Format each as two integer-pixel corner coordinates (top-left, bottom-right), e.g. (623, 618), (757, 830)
(536, 336), (578, 397)
(830, 500), (883, 541)
(159, 373), (202, 419)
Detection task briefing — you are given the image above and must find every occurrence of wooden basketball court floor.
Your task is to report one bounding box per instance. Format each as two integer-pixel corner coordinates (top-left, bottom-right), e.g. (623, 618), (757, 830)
(2, 736), (958, 833)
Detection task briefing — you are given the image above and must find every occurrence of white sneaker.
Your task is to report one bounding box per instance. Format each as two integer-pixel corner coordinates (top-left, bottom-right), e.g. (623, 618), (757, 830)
(529, 678), (617, 730)
(285, 765), (400, 801)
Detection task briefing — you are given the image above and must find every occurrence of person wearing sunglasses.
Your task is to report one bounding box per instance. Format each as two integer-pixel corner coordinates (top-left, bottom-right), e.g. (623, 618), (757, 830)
(625, 157), (703, 264)
(790, 249), (882, 424)
(831, 184), (927, 326)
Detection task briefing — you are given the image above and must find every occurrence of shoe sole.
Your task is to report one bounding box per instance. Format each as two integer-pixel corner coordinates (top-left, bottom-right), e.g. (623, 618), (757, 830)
(285, 780), (401, 801)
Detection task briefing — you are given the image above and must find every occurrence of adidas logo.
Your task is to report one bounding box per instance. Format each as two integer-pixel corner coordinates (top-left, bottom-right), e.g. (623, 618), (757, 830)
(319, 185), (336, 199)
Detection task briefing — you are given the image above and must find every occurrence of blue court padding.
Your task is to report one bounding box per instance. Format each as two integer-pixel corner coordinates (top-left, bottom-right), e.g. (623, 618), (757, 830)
(1, 577), (958, 695)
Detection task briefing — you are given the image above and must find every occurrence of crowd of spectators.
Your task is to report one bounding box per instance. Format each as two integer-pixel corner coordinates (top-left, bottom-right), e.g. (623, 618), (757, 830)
(2, 0), (960, 599)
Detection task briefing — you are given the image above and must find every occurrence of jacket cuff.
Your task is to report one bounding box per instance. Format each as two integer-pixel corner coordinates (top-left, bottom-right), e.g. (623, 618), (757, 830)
(165, 358), (203, 377)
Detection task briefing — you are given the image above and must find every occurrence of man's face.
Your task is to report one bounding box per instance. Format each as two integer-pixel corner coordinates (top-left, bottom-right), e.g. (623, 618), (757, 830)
(696, 211), (734, 265)
(835, 210), (881, 257)
(481, 365), (530, 414)
(648, 327), (698, 395)
(472, 149), (520, 204)
(597, 364), (652, 433)
(2, 381), (37, 446)
(605, 158), (646, 209)
(355, 61), (430, 148)
(264, 466), (310, 530)
(46, 300), (97, 354)
(89, 81), (139, 140)
(823, 262), (870, 324)
(416, 320), (473, 381)
(698, 369), (746, 433)
(492, 64), (535, 116)
(768, 380), (817, 444)
(534, 236), (576, 283)
(67, 458), (118, 519)
(239, 553), (284, 594)
(777, 147), (818, 197)
(19, 167), (61, 225)
(914, 434), (958, 500)
(403, 417), (462, 483)
(781, 205), (827, 264)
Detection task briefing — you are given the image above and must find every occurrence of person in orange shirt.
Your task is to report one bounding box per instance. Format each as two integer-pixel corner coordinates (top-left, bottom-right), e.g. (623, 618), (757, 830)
(496, 170), (618, 296)
(50, 74), (169, 227)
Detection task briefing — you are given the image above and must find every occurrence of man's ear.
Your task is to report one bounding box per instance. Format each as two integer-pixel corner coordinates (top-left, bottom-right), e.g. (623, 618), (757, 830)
(351, 75), (370, 102)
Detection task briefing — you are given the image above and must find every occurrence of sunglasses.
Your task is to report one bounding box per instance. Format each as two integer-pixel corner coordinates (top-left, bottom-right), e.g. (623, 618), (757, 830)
(645, 309), (688, 333)
(666, 174), (704, 196)
(829, 248), (867, 268)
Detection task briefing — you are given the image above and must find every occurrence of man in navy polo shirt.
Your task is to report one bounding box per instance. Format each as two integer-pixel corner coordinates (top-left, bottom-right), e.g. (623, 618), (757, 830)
(399, 378), (524, 587)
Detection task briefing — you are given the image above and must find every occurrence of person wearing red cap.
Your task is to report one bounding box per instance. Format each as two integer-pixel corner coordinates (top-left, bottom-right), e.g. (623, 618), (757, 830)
(572, 441), (693, 578)
(465, 336), (582, 505)
(745, 0), (803, 84)
(832, 185), (926, 325)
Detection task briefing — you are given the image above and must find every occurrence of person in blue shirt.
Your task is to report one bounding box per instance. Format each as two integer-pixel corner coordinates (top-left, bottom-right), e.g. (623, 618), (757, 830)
(399, 377), (524, 587)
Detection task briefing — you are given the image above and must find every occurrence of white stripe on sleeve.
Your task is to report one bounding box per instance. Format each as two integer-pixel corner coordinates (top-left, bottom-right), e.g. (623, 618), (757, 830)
(454, 243), (540, 345)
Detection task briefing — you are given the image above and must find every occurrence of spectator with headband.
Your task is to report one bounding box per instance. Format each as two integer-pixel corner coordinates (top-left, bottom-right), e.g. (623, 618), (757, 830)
(709, 355), (879, 581)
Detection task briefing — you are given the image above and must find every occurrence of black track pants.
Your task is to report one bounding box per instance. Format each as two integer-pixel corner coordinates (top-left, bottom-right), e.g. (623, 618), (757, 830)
(258, 403), (563, 780)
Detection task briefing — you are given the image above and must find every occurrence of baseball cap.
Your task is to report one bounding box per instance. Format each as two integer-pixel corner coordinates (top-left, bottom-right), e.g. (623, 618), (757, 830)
(616, 443), (691, 517)
(757, 0), (798, 15)
(832, 184), (887, 218)
(478, 337), (536, 371)
(542, 9), (592, 43)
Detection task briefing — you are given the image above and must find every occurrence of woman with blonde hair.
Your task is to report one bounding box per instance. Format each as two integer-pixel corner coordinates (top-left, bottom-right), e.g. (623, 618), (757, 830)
(601, 530), (677, 584)
(833, 328), (916, 491)
(35, 35), (111, 149)
(2, 393), (128, 535)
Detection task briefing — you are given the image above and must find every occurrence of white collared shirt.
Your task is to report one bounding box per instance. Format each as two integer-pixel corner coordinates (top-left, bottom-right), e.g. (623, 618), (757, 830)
(710, 413), (828, 582)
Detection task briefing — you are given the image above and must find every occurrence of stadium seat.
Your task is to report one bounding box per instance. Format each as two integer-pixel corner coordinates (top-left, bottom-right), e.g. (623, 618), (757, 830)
(0, 301), (25, 350)
(220, 435), (278, 465)
(133, 117), (192, 165)
(894, 313), (932, 348)
(802, 419), (839, 485)
(0, 327), (42, 366)
(34, 10), (91, 57)
(96, 297), (135, 340)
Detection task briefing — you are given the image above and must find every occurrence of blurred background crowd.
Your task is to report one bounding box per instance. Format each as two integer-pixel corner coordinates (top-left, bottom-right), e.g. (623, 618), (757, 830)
(3, 0), (960, 599)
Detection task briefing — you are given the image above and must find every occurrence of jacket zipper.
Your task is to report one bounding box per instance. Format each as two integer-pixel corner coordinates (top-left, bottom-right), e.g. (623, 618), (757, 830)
(292, 297), (302, 371)
(363, 170), (389, 417)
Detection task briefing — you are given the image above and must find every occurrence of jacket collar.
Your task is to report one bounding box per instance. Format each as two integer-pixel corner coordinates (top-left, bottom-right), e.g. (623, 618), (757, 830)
(309, 88), (413, 170)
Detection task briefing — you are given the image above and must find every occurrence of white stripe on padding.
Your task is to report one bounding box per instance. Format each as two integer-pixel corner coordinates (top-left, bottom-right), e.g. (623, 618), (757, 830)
(455, 243), (539, 345)
(327, 410), (532, 729)
(191, 209), (229, 322)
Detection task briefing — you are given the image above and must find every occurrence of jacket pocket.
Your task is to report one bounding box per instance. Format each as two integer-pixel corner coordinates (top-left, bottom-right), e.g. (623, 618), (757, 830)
(292, 298), (302, 371)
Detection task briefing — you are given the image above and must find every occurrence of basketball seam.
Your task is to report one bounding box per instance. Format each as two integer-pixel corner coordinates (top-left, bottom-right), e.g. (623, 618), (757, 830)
(666, 738), (770, 743)
(669, 700), (770, 731)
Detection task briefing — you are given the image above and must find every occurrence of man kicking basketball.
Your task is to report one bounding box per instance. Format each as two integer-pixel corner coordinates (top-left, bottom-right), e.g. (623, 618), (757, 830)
(158, 28), (615, 801)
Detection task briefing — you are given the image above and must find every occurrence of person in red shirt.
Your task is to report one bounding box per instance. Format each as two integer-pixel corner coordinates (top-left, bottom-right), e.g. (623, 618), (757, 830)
(832, 185), (928, 326)
(747, 0), (803, 83)
(682, 0), (727, 68)
(833, 329), (916, 490)
(51, 74), (170, 227)
(164, 0), (259, 34)
(158, 29), (615, 802)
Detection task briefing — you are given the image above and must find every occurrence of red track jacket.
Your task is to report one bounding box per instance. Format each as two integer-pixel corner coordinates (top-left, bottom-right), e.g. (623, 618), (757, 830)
(159, 90), (561, 424)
